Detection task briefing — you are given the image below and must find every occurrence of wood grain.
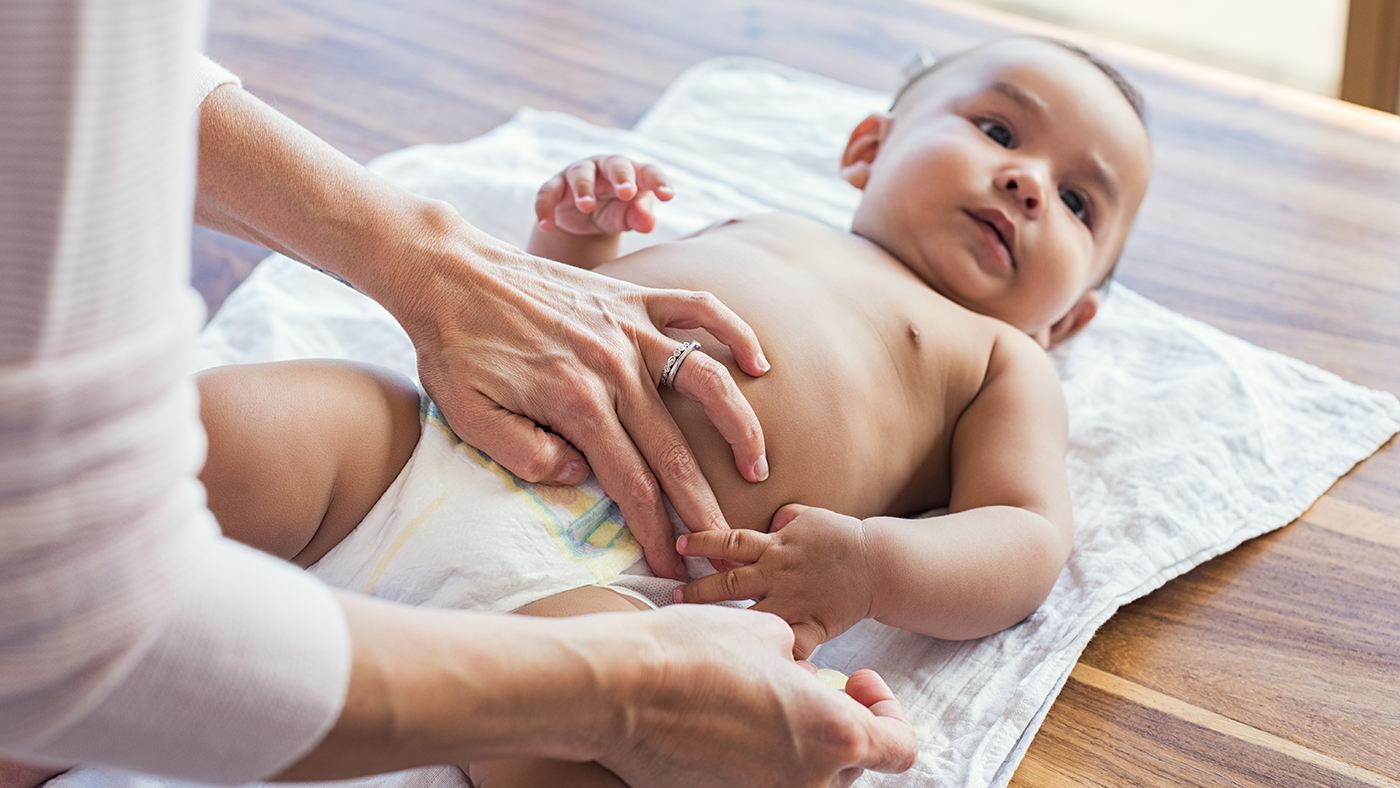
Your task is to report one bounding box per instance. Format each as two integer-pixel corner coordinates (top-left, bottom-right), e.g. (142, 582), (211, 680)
(199, 0), (1400, 784)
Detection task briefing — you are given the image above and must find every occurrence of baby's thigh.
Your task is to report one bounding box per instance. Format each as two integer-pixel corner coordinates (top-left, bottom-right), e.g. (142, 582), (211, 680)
(468, 757), (627, 788)
(464, 586), (647, 788)
(196, 359), (421, 566)
(512, 585), (652, 617)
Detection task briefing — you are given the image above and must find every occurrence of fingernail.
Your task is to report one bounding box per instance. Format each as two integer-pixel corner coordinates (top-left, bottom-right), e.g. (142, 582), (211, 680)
(673, 587), (685, 604)
(751, 454), (769, 482)
(757, 353), (771, 373)
(673, 558), (687, 581)
(676, 534), (689, 553)
(560, 459), (588, 484)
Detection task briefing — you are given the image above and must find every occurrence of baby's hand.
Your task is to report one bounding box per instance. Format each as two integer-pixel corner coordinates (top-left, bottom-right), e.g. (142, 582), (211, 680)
(674, 504), (876, 660)
(535, 155), (674, 237)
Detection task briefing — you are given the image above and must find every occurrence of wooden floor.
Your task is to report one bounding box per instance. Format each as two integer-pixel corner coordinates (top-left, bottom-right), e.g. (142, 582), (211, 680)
(201, 0), (1400, 784)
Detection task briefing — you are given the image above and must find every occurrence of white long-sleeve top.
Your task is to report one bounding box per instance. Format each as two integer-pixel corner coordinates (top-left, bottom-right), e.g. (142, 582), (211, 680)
(1, 1), (351, 781)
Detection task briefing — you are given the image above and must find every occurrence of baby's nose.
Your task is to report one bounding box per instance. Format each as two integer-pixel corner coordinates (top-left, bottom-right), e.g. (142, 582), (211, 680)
(997, 169), (1046, 216)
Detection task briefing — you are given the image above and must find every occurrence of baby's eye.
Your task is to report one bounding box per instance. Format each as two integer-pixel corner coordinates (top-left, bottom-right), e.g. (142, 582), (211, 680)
(977, 120), (1014, 148)
(1059, 187), (1090, 224)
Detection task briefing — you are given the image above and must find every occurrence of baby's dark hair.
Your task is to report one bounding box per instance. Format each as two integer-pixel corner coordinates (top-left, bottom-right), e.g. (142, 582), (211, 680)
(892, 36), (1147, 293)
(891, 36), (1146, 123)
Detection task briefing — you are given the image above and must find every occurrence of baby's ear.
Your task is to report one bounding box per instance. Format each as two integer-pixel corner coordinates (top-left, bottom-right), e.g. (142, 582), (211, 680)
(840, 113), (892, 190)
(1034, 291), (1100, 349)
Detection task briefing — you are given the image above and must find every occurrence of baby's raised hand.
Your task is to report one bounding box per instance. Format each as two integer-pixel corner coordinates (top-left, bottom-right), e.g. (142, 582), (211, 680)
(674, 504), (877, 660)
(535, 155), (674, 237)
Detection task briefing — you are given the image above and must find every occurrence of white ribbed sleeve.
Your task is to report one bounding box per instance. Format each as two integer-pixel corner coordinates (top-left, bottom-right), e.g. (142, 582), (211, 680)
(192, 53), (242, 116)
(0, 0), (351, 781)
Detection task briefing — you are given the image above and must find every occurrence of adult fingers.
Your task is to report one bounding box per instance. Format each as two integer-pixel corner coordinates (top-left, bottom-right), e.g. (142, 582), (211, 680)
(610, 347), (735, 541)
(555, 389), (689, 581)
(564, 159), (600, 212)
(437, 388), (590, 486)
(831, 766), (866, 788)
(650, 288), (770, 379)
(842, 670), (919, 775)
(674, 564), (768, 605)
(667, 347), (767, 483)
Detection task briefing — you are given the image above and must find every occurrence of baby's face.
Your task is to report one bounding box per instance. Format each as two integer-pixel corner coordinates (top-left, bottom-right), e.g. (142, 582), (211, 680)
(846, 39), (1151, 342)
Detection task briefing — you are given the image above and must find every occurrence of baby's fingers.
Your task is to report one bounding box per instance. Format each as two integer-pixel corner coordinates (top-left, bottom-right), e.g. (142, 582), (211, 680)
(674, 564), (769, 605)
(564, 158), (601, 212)
(787, 621), (826, 661)
(600, 155), (639, 201)
(534, 173), (569, 230)
(634, 161), (674, 202)
(677, 528), (769, 564)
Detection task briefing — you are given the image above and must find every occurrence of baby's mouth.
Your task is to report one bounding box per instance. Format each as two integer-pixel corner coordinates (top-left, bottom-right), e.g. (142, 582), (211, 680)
(967, 209), (1016, 274)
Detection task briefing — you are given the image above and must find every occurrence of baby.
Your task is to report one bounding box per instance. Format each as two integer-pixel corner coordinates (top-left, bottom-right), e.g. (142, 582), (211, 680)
(194, 35), (1151, 788)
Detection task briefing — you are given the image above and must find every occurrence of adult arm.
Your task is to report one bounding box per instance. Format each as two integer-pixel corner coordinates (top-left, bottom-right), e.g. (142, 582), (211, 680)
(285, 596), (916, 787)
(677, 329), (1076, 657)
(194, 84), (769, 578)
(0, 0), (352, 778)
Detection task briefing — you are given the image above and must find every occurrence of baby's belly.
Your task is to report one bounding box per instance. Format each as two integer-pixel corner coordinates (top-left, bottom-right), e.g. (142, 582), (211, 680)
(655, 278), (963, 533)
(599, 215), (977, 533)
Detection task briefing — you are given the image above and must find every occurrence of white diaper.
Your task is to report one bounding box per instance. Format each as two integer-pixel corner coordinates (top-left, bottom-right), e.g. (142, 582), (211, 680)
(309, 399), (688, 612)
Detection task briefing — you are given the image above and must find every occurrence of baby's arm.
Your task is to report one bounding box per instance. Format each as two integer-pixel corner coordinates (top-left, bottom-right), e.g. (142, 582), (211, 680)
(678, 330), (1074, 657)
(863, 329), (1074, 637)
(528, 155), (674, 269)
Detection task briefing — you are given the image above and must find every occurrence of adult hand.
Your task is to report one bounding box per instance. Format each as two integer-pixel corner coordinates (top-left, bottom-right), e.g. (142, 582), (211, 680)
(283, 596), (916, 785)
(401, 222), (768, 580)
(594, 605), (918, 788)
(194, 84), (770, 580)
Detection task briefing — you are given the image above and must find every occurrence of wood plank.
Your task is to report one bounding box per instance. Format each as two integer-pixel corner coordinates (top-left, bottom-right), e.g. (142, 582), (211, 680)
(189, 226), (266, 320)
(1066, 522), (1400, 780)
(1303, 493), (1400, 548)
(1015, 667), (1399, 788)
(1070, 664), (1400, 788)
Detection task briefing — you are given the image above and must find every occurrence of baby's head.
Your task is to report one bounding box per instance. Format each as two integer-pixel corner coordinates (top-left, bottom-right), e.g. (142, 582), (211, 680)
(841, 37), (1152, 347)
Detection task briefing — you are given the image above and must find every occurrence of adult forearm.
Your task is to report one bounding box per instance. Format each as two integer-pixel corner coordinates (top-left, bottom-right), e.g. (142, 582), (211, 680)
(194, 83), (475, 319)
(278, 594), (618, 778)
(282, 596), (918, 787)
(864, 505), (1070, 640)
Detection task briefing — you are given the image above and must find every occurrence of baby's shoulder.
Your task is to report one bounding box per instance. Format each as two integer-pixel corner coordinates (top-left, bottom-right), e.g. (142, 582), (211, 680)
(975, 322), (1064, 408)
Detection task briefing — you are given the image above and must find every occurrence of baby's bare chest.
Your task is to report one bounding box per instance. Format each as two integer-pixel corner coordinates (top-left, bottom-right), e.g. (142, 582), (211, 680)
(607, 216), (999, 526)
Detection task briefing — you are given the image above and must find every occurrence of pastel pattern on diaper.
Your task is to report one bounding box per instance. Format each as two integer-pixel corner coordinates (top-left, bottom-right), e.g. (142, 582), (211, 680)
(422, 399), (642, 582)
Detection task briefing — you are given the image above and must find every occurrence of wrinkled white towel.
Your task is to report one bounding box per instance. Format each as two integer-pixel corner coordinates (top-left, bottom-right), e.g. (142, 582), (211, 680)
(58, 57), (1400, 788)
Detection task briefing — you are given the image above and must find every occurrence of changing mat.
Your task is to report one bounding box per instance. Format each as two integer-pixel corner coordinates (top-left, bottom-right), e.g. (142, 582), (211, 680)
(58, 57), (1400, 788)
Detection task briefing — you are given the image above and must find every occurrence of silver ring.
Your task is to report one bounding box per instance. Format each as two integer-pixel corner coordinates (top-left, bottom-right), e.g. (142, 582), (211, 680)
(659, 341), (701, 389)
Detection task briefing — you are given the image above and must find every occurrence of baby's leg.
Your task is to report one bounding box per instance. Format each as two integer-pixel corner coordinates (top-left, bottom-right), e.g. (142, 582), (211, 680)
(466, 586), (648, 788)
(0, 759), (66, 788)
(195, 360), (421, 567)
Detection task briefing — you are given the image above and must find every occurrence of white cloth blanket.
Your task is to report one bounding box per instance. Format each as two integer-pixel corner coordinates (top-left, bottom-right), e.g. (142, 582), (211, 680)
(58, 57), (1400, 788)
